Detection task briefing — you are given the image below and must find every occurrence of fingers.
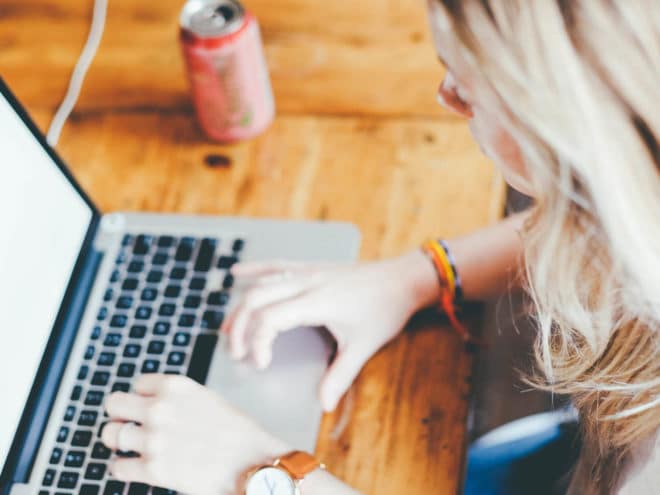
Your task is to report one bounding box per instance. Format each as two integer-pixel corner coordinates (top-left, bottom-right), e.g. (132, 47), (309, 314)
(248, 297), (317, 369)
(223, 282), (311, 359)
(110, 458), (151, 485)
(230, 260), (310, 278)
(102, 422), (147, 453)
(105, 392), (151, 423)
(320, 349), (369, 412)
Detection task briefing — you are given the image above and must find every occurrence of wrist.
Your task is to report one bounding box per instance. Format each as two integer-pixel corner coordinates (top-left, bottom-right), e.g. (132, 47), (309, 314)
(393, 250), (442, 313)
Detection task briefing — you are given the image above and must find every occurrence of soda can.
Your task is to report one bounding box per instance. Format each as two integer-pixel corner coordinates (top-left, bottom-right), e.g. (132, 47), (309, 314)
(180, 0), (275, 142)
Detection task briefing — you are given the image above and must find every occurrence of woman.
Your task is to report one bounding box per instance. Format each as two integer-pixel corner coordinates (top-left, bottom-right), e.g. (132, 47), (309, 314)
(101, 1), (660, 493)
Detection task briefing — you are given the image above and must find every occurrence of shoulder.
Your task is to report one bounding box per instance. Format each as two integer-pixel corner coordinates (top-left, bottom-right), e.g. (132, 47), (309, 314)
(615, 430), (660, 495)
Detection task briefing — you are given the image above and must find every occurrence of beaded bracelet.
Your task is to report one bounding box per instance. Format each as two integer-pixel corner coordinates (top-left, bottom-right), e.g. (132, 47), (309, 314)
(421, 239), (473, 343)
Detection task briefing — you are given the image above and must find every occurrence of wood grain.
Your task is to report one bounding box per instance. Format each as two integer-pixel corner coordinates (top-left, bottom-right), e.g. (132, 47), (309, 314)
(0, 0), (447, 118)
(2, 0), (506, 493)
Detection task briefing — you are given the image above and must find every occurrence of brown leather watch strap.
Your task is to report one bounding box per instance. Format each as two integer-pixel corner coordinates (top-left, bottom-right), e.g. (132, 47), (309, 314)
(277, 451), (322, 480)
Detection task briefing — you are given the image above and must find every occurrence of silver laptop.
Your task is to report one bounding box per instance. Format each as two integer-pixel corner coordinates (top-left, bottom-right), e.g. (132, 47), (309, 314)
(0, 78), (360, 495)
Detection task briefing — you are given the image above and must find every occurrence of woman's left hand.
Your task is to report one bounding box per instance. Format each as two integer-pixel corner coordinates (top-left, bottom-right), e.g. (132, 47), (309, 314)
(102, 374), (289, 495)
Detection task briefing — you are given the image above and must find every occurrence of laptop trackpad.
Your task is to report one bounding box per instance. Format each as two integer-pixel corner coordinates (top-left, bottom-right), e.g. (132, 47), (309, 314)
(205, 327), (333, 452)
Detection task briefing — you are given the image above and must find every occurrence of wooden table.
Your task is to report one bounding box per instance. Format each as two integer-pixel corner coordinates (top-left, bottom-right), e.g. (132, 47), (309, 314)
(0, 1), (505, 493)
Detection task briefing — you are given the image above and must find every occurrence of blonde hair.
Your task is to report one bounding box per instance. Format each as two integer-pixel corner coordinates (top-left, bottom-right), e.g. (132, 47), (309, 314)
(431, 0), (660, 492)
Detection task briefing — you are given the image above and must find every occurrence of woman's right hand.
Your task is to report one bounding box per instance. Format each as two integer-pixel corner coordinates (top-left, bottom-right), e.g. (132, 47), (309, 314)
(221, 250), (440, 412)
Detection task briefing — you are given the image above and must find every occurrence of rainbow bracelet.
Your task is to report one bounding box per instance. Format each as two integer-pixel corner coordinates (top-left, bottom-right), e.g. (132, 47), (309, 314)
(422, 239), (473, 343)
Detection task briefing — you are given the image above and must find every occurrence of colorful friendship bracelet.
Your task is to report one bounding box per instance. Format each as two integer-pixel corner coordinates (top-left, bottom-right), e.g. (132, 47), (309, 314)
(421, 239), (474, 343)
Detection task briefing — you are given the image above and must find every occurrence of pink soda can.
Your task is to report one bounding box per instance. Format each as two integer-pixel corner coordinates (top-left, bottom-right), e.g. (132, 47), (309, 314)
(180, 0), (275, 142)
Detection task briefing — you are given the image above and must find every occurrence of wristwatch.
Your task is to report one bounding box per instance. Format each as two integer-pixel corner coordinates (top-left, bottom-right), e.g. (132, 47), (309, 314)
(244, 451), (324, 495)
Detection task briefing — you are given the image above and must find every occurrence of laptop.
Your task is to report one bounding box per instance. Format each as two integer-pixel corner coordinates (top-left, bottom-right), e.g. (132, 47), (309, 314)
(0, 78), (360, 495)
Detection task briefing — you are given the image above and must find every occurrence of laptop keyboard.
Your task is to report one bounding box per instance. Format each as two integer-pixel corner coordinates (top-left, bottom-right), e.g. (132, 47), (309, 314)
(39, 233), (244, 495)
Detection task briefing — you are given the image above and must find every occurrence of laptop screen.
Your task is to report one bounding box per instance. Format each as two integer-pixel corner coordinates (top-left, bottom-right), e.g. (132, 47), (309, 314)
(0, 92), (94, 472)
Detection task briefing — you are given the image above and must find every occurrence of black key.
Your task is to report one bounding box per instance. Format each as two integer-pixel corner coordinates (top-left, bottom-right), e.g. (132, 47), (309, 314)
(207, 291), (229, 306)
(128, 482), (150, 495)
(129, 325), (147, 338)
(116, 251), (127, 264)
(232, 238), (245, 252)
(153, 321), (171, 335)
(85, 463), (107, 480)
(103, 481), (126, 495)
(71, 430), (92, 447)
(193, 238), (216, 272)
(174, 237), (195, 262)
(158, 303), (176, 317)
(84, 346), (95, 360)
(57, 471), (78, 489)
(117, 363), (136, 378)
(122, 278), (139, 291)
(167, 352), (186, 366)
(103, 333), (122, 347)
(147, 340), (165, 355)
(57, 426), (69, 442)
(64, 405), (76, 422)
(103, 288), (114, 302)
(97, 307), (108, 321)
(165, 369), (181, 375)
(43, 469), (56, 486)
(157, 236), (175, 248)
(164, 284), (181, 298)
(135, 306), (152, 320)
(202, 310), (224, 330)
(187, 333), (218, 384)
(97, 422), (108, 438)
(50, 447), (63, 464)
(91, 441), (112, 460)
(183, 295), (201, 309)
(154, 321), (170, 335)
(153, 488), (177, 495)
(127, 261), (144, 273)
(133, 235), (153, 255)
(64, 450), (85, 468)
(170, 267), (187, 280)
(110, 270), (120, 283)
(217, 255), (238, 270)
(80, 484), (100, 495)
(141, 360), (160, 374)
(222, 273), (234, 289)
(141, 288), (158, 301)
(110, 314), (127, 328)
(147, 270), (163, 283)
(85, 390), (104, 406)
(90, 326), (101, 340)
(116, 450), (139, 458)
(78, 365), (89, 380)
(152, 252), (169, 265)
(178, 314), (195, 327)
(112, 382), (130, 393)
(189, 277), (206, 291)
(123, 344), (141, 358)
(78, 410), (98, 427)
(91, 371), (110, 386)
(71, 385), (82, 401)
(97, 352), (116, 367)
(116, 296), (133, 309)
(38, 490), (48, 495)
(173, 332), (190, 346)
(122, 234), (134, 246)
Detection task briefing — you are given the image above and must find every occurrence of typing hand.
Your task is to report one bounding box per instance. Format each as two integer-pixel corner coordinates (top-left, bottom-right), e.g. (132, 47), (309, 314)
(102, 374), (288, 495)
(222, 250), (438, 412)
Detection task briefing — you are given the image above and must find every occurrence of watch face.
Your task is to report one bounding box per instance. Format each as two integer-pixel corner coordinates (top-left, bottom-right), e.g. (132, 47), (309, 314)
(246, 467), (297, 495)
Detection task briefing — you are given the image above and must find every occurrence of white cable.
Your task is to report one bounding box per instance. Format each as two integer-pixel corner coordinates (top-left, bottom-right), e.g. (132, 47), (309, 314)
(46, 0), (108, 147)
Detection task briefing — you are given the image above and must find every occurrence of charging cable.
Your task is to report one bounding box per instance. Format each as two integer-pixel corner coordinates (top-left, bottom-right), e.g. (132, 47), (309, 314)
(46, 0), (108, 147)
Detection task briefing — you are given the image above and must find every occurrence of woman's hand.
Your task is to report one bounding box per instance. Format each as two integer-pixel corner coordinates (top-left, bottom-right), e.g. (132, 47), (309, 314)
(222, 250), (440, 412)
(102, 374), (289, 495)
